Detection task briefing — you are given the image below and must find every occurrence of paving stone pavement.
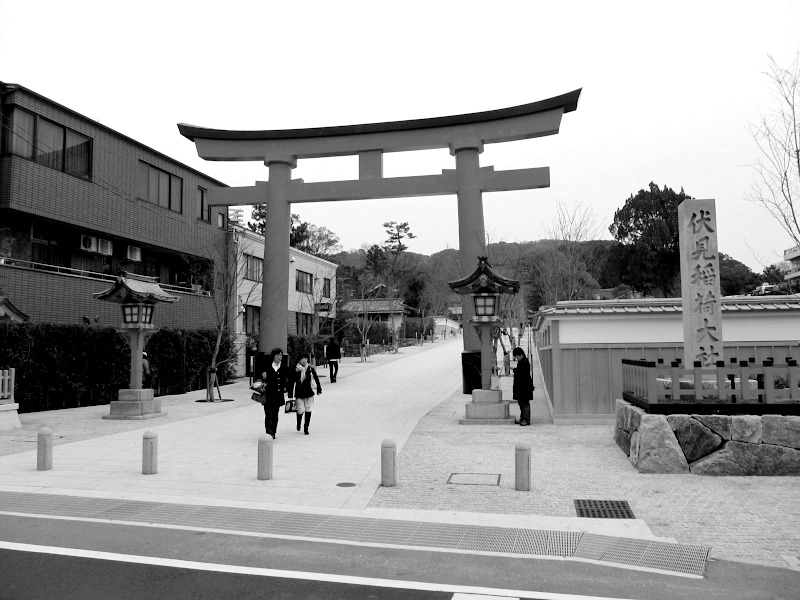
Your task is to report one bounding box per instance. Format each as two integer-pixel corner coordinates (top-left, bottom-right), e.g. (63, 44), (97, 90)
(1, 335), (798, 572)
(368, 345), (800, 571)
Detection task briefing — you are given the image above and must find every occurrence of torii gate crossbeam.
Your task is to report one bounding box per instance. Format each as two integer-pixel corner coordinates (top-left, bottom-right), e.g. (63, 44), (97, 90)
(178, 89), (581, 382)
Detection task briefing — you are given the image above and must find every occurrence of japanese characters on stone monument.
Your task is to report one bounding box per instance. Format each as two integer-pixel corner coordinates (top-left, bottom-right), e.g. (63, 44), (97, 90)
(678, 199), (723, 367)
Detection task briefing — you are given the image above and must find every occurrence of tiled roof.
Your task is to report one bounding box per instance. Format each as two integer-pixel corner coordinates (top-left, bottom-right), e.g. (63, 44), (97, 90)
(534, 295), (800, 323)
(93, 273), (179, 304)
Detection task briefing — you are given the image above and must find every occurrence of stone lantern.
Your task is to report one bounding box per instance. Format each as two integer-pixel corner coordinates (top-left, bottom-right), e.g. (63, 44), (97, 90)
(94, 273), (177, 419)
(450, 257), (519, 423)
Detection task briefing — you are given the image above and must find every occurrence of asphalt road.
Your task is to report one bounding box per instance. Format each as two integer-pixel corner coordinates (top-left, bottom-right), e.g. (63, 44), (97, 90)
(0, 514), (797, 600)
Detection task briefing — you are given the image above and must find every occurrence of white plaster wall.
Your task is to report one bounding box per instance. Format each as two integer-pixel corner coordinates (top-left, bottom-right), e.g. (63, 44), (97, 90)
(559, 316), (680, 344)
(556, 312), (800, 345)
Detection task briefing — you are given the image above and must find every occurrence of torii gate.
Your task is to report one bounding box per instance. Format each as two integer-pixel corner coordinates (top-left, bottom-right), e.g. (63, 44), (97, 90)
(178, 89), (581, 369)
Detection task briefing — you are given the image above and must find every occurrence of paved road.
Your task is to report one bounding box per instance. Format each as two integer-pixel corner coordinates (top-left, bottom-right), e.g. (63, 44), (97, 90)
(2, 514), (797, 600)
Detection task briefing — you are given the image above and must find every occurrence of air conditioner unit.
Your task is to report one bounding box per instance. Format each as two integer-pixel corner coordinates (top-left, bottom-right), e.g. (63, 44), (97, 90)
(126, 245), (142, 262)
(97, 239), (113, 256)
(80, 235), (98, 253)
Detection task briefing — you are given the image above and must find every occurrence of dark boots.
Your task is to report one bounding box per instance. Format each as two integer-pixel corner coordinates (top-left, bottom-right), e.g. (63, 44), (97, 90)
(304, 412), (311, 435)
(296, 413), (302, 432)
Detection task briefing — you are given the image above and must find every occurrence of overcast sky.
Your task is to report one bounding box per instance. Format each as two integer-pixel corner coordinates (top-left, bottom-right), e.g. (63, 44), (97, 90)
(3, 0), (799, 272)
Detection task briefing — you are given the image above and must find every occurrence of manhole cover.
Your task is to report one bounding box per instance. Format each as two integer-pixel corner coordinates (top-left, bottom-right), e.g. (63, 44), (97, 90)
(447, 473), (501, 486)
(336, 482), (356, 487)
(574, 499), (635, 519)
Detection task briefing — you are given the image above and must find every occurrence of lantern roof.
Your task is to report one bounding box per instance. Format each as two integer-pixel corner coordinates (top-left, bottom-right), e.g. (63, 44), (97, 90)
(0, 293), (30, 322)
(93, 272), (179, 305)
(448, 257), (520, 295)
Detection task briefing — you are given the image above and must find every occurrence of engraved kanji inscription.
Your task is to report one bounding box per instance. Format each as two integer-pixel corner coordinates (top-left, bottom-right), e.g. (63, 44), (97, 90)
(688, 210), (715, 234)
(690, 262), (717, 286)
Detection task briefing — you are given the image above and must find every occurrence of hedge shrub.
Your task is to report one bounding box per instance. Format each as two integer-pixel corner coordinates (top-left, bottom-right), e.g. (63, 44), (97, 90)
(0, 322), (235, 413)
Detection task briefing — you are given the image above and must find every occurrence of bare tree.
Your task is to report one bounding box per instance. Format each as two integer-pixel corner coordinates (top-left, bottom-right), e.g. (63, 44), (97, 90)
(526, 199), (605, 307)
(747, 53), (800, 245)
(192, 228), (262, 401)
(294, 266), (337, 366)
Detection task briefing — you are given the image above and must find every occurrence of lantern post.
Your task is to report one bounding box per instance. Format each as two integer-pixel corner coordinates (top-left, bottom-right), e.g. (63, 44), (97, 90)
(94, 273), (177, 420)
(450, 258), (519, 424)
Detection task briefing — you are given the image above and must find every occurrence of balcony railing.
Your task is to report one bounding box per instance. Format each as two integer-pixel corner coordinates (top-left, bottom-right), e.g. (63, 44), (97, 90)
(0, 258), (210, 296)
(621, 358), (800, 414)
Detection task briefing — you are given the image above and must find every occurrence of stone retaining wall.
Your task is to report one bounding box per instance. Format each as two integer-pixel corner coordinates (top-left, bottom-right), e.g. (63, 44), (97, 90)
(614, 399), (800, 475)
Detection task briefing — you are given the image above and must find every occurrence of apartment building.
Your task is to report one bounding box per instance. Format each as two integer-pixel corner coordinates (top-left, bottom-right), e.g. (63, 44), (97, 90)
(232, 224), (337, 374)
(0, 82), (230, 328)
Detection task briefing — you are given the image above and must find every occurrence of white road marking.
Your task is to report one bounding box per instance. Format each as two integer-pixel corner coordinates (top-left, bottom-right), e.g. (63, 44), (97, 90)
(0, 540), (638, 600)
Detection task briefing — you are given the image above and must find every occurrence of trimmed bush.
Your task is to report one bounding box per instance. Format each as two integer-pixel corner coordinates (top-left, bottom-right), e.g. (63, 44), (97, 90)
(0, 322), (236, 413)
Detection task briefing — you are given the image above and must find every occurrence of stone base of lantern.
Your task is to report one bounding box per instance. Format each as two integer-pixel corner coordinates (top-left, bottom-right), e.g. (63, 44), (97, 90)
(459, 389), (516, 424)
(103, 388), (166, 420)
(0, 403), (22, 431)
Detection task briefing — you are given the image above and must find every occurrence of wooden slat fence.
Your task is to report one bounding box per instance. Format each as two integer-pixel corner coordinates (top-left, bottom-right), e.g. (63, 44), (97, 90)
(622, 359), (800, 404)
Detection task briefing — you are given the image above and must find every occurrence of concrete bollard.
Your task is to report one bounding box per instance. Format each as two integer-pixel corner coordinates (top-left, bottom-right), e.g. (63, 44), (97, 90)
(142, 431), (158, 475)
(381, 439), (396, 487)
(258, 435), (273, 480)
(515, 442), (531, 491)
(37, 427), (53, 471)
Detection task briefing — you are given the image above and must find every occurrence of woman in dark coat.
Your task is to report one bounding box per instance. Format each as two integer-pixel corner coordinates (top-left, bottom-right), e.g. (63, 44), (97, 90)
(288, 353), (322, 435)
(512, 347), (534, 426)
(260, 347), (288, 439)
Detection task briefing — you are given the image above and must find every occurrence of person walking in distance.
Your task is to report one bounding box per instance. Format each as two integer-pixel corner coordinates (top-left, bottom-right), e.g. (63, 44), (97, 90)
(289, 352), (322, 435)
(326, 337), (341, 383)
(261, 347), (288, 439)
(512, 347), (534, 426)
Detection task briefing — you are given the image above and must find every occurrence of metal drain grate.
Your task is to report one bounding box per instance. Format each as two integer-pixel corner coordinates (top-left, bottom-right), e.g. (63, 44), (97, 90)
(574, 499), (635, 519)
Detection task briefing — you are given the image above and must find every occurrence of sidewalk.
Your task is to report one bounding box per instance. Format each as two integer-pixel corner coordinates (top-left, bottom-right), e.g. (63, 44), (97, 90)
(0, 337), (798, 573)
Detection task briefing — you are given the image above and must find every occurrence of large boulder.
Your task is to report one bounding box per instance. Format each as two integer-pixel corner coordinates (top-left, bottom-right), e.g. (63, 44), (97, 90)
(730, 415), (762, 444)
(635, 414), (690, 474)
(695, 415), (731, 440)
(691, 441), (800, 476)
(762, 415), (800, 449)
(674, 418), (723, 462)
(629, 431), (640, 467)
(615, 399), (643, 433)
(615, 428), (632, 455)
(666, 414), (690, 431)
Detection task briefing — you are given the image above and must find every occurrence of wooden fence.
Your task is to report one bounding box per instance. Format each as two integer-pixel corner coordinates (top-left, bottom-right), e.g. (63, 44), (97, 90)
(622, 358), (800, 413)
(0, 368), (15, 404)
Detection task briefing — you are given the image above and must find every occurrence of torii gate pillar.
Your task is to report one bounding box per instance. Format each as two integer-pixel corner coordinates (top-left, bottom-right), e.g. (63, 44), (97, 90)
(453, 143), (486, 353)
(259, 158), (294, 354)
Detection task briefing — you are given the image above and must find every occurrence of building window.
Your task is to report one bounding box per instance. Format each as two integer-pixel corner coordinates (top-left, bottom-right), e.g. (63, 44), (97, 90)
(244, 253), (262, 282)
(137, 161), (183, 213)
(198, 187), (209, 221)
(296, 312), (313, 335)
(4, 108), (34, 158)
(244, 305), (260, 336)
(3, 108), (92, 178)
(296, 270), (313, 294)
(322, 277), (331, 298)
(217, 212), (225, 229)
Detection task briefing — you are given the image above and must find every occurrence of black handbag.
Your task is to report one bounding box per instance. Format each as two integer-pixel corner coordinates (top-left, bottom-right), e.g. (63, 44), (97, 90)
(284, 398), (297, 413)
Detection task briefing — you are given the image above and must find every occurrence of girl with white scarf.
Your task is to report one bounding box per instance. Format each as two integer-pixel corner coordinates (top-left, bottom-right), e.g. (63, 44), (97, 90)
(291, 353), (322, 434)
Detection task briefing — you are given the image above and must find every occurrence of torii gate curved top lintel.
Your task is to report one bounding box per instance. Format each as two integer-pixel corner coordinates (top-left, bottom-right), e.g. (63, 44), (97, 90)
(178, 89), (580, 160)
(178, 89), (581, 364)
